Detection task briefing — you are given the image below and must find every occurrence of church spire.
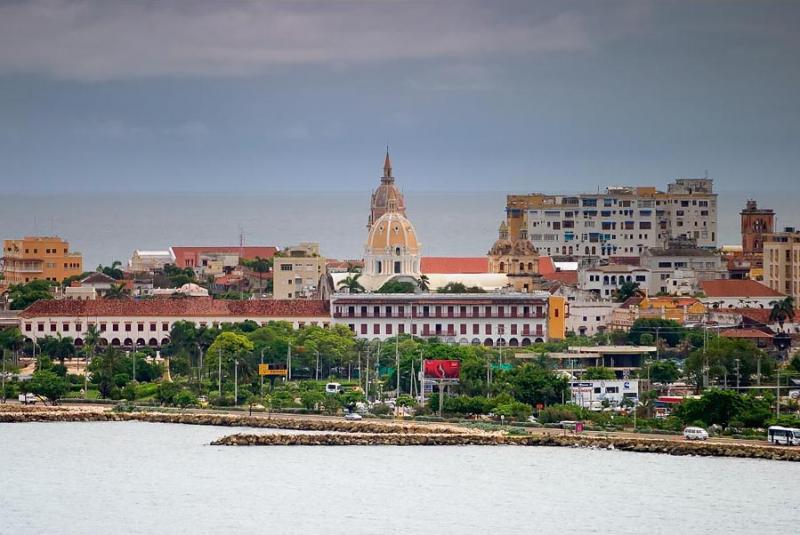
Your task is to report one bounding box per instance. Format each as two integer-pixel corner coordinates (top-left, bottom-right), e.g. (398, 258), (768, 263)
(382, 147), (392, 181)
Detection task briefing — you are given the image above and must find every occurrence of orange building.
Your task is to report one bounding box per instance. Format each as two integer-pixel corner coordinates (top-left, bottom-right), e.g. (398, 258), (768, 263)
(2, 236), (83, 284)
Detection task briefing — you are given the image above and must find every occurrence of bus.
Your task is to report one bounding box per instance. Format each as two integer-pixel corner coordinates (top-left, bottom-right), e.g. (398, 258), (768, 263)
(767, 426), (800, 446)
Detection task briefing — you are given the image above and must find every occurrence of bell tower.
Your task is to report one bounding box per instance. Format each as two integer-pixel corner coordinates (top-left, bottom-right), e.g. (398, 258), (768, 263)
(741, 200), (774, 256)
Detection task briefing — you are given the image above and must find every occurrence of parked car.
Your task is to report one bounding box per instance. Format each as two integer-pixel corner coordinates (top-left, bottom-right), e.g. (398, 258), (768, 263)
(683, 426), (709, 441)
(344, 412), (363, 421)
(18, 393), (38, 405)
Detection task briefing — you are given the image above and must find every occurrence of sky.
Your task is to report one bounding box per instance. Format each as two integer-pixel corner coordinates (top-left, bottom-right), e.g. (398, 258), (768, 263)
(0, 0), (799, 194)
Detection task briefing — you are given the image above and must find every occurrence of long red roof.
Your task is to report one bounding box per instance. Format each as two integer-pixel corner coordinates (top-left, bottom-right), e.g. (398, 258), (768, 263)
(171, 246), (278, 268)
(420, 257), (489, 274)
(21, 298), (328, 318)
(700, 279), (784, 298)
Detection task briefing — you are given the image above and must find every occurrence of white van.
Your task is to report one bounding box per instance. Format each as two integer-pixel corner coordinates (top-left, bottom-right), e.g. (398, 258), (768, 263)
(683, 426), (709, 440)
(767, 426), (800, 446)
(325, 382), (343, 395)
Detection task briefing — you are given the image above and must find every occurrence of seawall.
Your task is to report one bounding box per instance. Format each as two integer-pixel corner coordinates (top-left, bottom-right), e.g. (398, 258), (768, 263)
(209, 431), (800, 462)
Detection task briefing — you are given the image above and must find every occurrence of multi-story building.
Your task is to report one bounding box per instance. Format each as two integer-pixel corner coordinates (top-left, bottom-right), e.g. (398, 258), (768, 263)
(578, 264), (652, 299)
(506, 178), (717, 259)
(640, 237), (727, 295)
(763, 227), (800, 302)
(2, 236), (83, 284)
(18, 298), (329, 347)
(170, 246), (277, 270)
(128, 250), (174, 273)
(566, 301), (619, 337)
(516, 345), (657, 379)
(330, 293), (565, 346)
(273, 243), (326, 299)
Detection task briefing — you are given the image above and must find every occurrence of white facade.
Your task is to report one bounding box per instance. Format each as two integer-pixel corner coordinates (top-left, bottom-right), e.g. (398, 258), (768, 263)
(521, 179), (717, 259)
(570, 379), (639, 409)
(129, 250), (174, 273)
(578, 265), (653, 298)
(566, 301), (619, 336)
(331, 292), (556, 346)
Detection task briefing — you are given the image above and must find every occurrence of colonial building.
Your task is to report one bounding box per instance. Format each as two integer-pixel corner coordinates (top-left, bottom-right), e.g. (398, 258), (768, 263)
(170, 245), (277, 270)
(18, 299), (329, 348)
(487, 221), (541, 292)
(640, 237), (727, 295)
(2, 236), (83, 284)
(368, 150), (406, 229)
(128, 250), (174, 273)
(700, 279), (785, 309)
(763, 227), (800, 303)
(330, 293), (565, 346)
(506, 178), (718, 260)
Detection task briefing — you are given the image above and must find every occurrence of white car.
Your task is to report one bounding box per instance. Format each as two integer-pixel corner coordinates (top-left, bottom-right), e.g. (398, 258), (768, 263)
(344, 412), (363, 421)
(683, 426), (709, 441)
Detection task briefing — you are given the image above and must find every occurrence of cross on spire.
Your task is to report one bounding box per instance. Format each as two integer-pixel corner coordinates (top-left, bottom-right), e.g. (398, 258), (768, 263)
(383, 146), (392, 179)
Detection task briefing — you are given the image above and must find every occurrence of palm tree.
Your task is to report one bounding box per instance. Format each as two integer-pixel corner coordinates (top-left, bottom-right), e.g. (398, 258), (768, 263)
(416, 274), (430, 292)
(104, 283), (129, 300)
(769, 297), (795, 330)
(338, 273), (365, 294)
(83, 324), (101, 397)
(249, 256), (272, 294)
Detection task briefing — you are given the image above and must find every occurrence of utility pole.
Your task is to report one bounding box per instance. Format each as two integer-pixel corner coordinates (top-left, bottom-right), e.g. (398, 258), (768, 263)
(655, 326), (660, 360)
(287, 343), (292, 382)
(2, 348), (6, 404)
(132, 340), (137, 382)
(218, 347), (222, 397)
(365, 348), (370, 401)
(776, 366), (781, 418)
(735, 358), (740, 393)
(395, 335), (400, 396)
(315, 350), (320, 381)
(756, 356), (761, 386)
(260, 349), (264, 395)
(234, 359), (238, 406)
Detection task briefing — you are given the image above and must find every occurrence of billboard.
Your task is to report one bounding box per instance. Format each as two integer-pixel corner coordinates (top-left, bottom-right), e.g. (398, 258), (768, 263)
(259, 364), (288, 376)
(423, 360), (461, 380)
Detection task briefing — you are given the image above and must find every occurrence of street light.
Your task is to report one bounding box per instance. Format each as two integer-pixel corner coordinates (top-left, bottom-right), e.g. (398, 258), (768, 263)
(734, 358), (740, 393)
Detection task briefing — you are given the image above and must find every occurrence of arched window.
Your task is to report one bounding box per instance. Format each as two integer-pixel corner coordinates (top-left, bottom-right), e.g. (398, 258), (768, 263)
(499, 261), (505, 273)
(527, 262), (534, 271)
(519, 262), (525, 271)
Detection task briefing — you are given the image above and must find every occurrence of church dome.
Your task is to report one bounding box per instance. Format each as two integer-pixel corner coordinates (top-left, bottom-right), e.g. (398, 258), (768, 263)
(368, 151), (406, 227)
(512, 239), (538, 256)
(488, 220), (513, 255)
(366, 212), (420, 254)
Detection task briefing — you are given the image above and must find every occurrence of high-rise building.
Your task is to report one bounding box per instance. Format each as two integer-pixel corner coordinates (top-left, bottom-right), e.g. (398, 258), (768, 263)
(763, 227), (800, 302)
(2, 236), (83, 284)
(506, 178), (717, 259)
(273, 243), (326, 299)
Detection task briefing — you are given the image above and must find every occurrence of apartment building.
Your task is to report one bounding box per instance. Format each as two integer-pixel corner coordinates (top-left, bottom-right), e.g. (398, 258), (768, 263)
(763, 227), (800, 302)
(273, 243), (326, 299)
(330, 293), (566, 346)
(506, 178), (717, 259)
(2, 236), (83, 284)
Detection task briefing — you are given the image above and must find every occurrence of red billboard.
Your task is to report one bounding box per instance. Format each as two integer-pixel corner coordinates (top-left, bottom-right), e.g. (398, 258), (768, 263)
(423, 360), (461, 380)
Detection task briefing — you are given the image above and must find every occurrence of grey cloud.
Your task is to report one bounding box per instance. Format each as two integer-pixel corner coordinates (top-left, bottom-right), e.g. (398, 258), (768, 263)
(0, 0), (599, 80)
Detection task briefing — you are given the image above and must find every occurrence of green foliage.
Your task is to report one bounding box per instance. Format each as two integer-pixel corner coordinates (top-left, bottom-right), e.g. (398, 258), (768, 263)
(376, 280), (417, 293)
(173, 389), (198, 407)
(509, 363), (569, 407)
(644, 360), (680, 385)
(628, 318), (685, 346)
(97, 261), (125, 280)
(370, 403), (392, 416)
(121, 383), (137, 401)
(8, 280), (54, 309)
(789, 353), (800, 374)
(537, 404), (584, 424)
(337, 273), (365, 293)
(299, 389), (324, 410)
(156, 382), (181, 404)
(0, 328), (24, 351)
(437, 282), (486, 294)
(684, 337), (773, 388)
(28, 370), (69, 403)
(322, 395), (341, 415)
(673, 389), (772, 428)
(614, 281), (641, 302)
(583, 367), (615, 380)
(493, 400), (533, 420)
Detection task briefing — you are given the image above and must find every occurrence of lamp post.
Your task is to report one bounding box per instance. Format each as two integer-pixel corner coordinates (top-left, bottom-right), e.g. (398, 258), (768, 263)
(234, 359), (238, 406)
(260, 349), (264, 396)
(734, 358), (740, 393)
(315, 350), (320, 381)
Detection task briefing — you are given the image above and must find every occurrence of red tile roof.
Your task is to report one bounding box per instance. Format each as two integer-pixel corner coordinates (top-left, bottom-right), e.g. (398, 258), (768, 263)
(537, 257), (556, 275)
(719, 328), (774, 339)
(700, 279), (784, 298)
(727, 308), (796, 326)
(421, 257), (489, 274)
(171, 246), (277, 268)
(543, 271), (578, 285)
(21, 298), (328, 318)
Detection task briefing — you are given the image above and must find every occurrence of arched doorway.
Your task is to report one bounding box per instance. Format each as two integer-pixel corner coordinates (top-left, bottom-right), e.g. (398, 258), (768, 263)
(509, 338), (519, 347)
(521, 338), (531, 346)
(111, 338), (121, 346)
(483, 338), (494, 347)
(148, 338), (159, 347)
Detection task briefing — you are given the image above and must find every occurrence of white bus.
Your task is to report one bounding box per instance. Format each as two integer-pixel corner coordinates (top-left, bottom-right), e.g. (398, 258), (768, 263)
(767, 426), (800, 446)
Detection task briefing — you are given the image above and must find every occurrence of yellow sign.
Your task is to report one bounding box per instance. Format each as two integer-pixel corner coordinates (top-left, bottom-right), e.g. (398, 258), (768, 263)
(259, 364), (287, 376)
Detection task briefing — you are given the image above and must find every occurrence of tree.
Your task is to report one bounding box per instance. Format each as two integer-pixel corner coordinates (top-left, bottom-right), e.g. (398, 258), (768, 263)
(376, 280), (416, 293)
(583, 367), (615, 380)
(437, 282), (486, 294)
(416, 274), (430, 292)
(27, 370), (69, 404)
(246, 256), (272, 293)
(40, 335), (75, 365)
(104, 283), (130, 300)
(644, 360), (680, 385)
(614, 281), (641, 303)
(97, 261), (125, 280)
(337, 273), (365, 294)
(7, 280), (54, 309)
(684, 336), (773, 389)
(769, 297), (795, 330)
(509, 363), (569, 407)
(206, 331), (255, 386)
(300, 390), (324, 411)
(628, 319), (685, 347)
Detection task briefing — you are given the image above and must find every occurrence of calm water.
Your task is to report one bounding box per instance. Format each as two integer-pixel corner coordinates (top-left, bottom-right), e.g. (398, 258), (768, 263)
(1, 422), (798, 534)
(1, 190), (796, 267)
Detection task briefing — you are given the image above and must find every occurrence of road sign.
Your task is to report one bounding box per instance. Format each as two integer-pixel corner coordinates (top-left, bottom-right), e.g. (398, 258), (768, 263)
(259, 364), (287, 376)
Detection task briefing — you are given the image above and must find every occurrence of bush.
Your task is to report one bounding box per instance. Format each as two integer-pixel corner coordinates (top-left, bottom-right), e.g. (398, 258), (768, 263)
(370, 403), (392, 416)
(209, 394), (235, 407)
(121, 383), (137, 401)
(156, 382), (181, 404)
(537, 405), (583, 424)
(493, 401), (532, 421)
(174, 389), (198, 408)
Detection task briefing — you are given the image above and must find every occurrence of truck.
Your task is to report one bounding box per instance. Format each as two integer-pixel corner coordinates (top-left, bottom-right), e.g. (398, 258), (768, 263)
(18, 393), (38, 405)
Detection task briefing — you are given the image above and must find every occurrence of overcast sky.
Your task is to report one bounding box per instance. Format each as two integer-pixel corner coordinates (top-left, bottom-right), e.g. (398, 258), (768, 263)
(1, 0), (798, 194)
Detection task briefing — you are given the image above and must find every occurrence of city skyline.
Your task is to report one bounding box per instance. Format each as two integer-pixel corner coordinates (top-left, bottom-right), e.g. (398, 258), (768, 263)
(1, 1), (799, 194)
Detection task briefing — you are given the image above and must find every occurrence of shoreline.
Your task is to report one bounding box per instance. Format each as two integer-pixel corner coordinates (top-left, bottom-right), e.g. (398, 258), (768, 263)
(2, 407), (799, 462)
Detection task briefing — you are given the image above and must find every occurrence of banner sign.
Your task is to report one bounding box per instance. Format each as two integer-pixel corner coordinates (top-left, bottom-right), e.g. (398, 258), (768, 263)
(259, 364), (288, 376)
(423, 360), (461, 380)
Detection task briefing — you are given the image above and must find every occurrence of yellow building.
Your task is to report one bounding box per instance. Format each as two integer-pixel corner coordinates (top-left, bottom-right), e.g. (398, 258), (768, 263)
(2, 236), (83, 284)
(763, 228), (800, 303)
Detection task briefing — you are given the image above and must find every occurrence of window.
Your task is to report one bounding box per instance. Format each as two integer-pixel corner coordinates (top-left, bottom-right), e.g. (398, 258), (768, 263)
(360, 324), (367, 335)
(373, 324), (380, 335)
(460, 324), (467, 335)
(386, 324), (392, 335)
(280, 264), (292, 271)
(473, 324), (479, 335)
(485, 324), (492, 335)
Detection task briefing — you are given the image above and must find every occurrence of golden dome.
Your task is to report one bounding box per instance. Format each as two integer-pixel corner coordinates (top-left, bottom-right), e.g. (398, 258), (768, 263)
(366, 212), (420, 254)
